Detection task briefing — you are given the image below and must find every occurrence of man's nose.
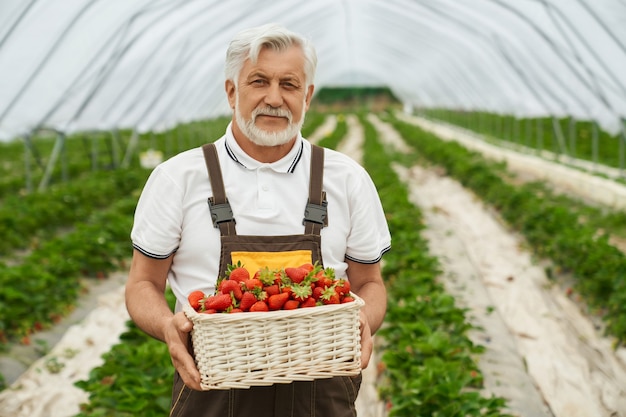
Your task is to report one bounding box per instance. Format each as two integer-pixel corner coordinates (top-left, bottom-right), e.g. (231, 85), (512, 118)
(264, 83), (283, 107)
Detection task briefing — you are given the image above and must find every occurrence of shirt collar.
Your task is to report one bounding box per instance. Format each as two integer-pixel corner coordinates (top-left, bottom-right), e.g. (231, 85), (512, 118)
(224, 122), (304, 173)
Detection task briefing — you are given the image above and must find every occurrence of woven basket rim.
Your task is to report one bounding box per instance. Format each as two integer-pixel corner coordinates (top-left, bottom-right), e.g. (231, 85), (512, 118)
(184, 293), (364, 323)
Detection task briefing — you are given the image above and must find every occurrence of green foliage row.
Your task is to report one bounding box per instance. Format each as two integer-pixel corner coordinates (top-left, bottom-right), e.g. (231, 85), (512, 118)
(422, 108), (626, 171)
(0, 194), (139, 345)
(0, 169), (147, 256)
(359, 113), (512, 416)
(316, 114), (348, 149)
(385, 112), (626, 344)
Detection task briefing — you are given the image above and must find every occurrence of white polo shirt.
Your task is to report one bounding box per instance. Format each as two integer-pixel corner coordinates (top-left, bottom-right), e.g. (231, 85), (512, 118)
(131, 123), (391, 310)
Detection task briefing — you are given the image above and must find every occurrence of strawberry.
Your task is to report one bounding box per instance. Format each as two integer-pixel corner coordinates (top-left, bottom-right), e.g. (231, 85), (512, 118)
(321, 286), (340, 305)
(240, 291), (257, 311)
(312, 286), (324, 300)
(268, 292), (290, 310)
(335, 279), (351, 296)
(230, 308), (243, 313)
(250, 300), (269, 312)
(229, 267), (250, 283)
(341, 296), (355, 303)
(244, 278), (263, 291)
(221, 279), (243, 300)
(298, 263), (315, 273)
(187, 290), (205, 311)
(205, 293), (232, 312)
(300, 297), (318, 308)
(264, 284), (280, 297)
(290, 283), (312, 302)
(283, 300), (300, 310)
(285, 267), (308, 284)
(315, 273), (334, 289)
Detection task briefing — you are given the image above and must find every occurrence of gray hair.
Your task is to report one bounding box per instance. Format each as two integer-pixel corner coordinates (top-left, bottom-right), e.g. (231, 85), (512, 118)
(225, 23), (317, 87)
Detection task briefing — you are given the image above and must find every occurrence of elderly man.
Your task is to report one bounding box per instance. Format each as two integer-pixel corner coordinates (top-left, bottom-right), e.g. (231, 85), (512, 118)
(125, 23), (391, 417)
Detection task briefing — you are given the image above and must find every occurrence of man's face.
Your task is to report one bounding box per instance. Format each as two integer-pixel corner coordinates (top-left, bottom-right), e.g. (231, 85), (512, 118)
(226, 46), (314, 147)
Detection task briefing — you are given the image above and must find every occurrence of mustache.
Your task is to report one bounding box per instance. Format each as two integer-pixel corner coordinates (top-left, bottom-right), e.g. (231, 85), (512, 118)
(252, 106), (292, 122)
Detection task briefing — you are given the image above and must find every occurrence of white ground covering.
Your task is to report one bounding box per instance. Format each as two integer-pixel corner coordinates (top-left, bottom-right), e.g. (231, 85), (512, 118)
(2, 114), (626, 417)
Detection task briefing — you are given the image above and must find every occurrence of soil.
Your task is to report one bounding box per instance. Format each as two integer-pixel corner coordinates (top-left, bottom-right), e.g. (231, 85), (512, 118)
(2, 113), (626, 417)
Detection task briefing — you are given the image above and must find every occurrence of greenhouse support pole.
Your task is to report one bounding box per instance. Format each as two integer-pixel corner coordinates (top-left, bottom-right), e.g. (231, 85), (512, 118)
(536, 118), (543, 155)
(38, 132), (65, 191)
(619, 119), (626, 177)
(121, 129), (139, 169)
(23, 134), (32, 193)
(569, 118), (577, 160)
(592, 122), (599, 168)
(552, 117), (569, 158)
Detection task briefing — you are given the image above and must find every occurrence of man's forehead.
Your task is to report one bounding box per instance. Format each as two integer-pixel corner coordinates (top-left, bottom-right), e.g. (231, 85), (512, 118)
(242, 47), (306, 76)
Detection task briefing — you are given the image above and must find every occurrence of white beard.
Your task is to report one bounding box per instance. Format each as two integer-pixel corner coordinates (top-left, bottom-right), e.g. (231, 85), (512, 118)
(235, 96), (305, 147)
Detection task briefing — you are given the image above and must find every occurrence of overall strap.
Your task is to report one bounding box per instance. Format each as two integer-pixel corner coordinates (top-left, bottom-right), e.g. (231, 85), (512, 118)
(303, 144), (327, 235)
(202, 143), (236, 236)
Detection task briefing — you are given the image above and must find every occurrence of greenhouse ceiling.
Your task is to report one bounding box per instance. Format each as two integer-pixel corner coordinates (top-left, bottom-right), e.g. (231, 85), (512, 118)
(1, 0), (625, 141)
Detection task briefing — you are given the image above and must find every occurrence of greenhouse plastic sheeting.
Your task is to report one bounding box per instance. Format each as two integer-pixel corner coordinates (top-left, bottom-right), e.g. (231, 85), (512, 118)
(1, 0), (625, 141)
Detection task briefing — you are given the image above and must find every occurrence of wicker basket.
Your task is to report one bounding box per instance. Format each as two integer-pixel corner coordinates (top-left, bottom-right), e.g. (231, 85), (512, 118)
(183, 294), (364, 390)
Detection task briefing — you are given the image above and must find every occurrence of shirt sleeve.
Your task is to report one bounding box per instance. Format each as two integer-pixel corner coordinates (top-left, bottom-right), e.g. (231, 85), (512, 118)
(130, 165), (184, 258)
(345, 167), (391, 263)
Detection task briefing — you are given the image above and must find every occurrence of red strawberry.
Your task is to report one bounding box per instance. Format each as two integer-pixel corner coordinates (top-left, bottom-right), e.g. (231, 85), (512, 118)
(341, 296), (355, 303)
(244, 278), (263, 291)
(230, 308), (243, 313)
(187, 290), (205, 311)
(264, 284), (280, 297)
(240, 291), (257, 311)
(283, 300), (300, 310)
(335, 279), (351, 296)
(321, 286), (340, 305)
(205, 294), (232, 312)
(268, 292), (290, 310)
(229, 267), (250, 283)
(300, 297), (317, 308)
(221, 279), (243, 300)
(312, 286), (324, 300)
(285, 267), (308, 284)
(250, 300), (269, 312)
(299, 263), (315, 273)
(316, 274), (334, 289)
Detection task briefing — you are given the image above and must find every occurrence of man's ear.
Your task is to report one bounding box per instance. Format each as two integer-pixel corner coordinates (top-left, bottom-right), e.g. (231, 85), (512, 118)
(225, 80), (236, 109)
(304, 84), (315, 111)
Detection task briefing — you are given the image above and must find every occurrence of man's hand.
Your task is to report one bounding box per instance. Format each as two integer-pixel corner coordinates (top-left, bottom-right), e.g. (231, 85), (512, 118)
(164, 312), (202, 390)
(359, 309), (373, 369)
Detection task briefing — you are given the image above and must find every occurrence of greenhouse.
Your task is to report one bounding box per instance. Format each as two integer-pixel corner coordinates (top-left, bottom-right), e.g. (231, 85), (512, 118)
(1, 1), (625, 416)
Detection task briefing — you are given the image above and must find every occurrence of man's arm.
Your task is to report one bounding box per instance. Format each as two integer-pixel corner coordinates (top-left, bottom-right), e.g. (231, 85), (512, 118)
(345, 259), (387, 369)
(125, 249), (202, 390)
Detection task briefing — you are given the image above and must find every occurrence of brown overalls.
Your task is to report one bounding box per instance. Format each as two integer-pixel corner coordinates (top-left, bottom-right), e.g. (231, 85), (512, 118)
(169, 143), (362, 417)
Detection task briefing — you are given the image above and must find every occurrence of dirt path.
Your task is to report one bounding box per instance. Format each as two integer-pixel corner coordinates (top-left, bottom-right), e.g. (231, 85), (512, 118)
(368, 114), (626, 417)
